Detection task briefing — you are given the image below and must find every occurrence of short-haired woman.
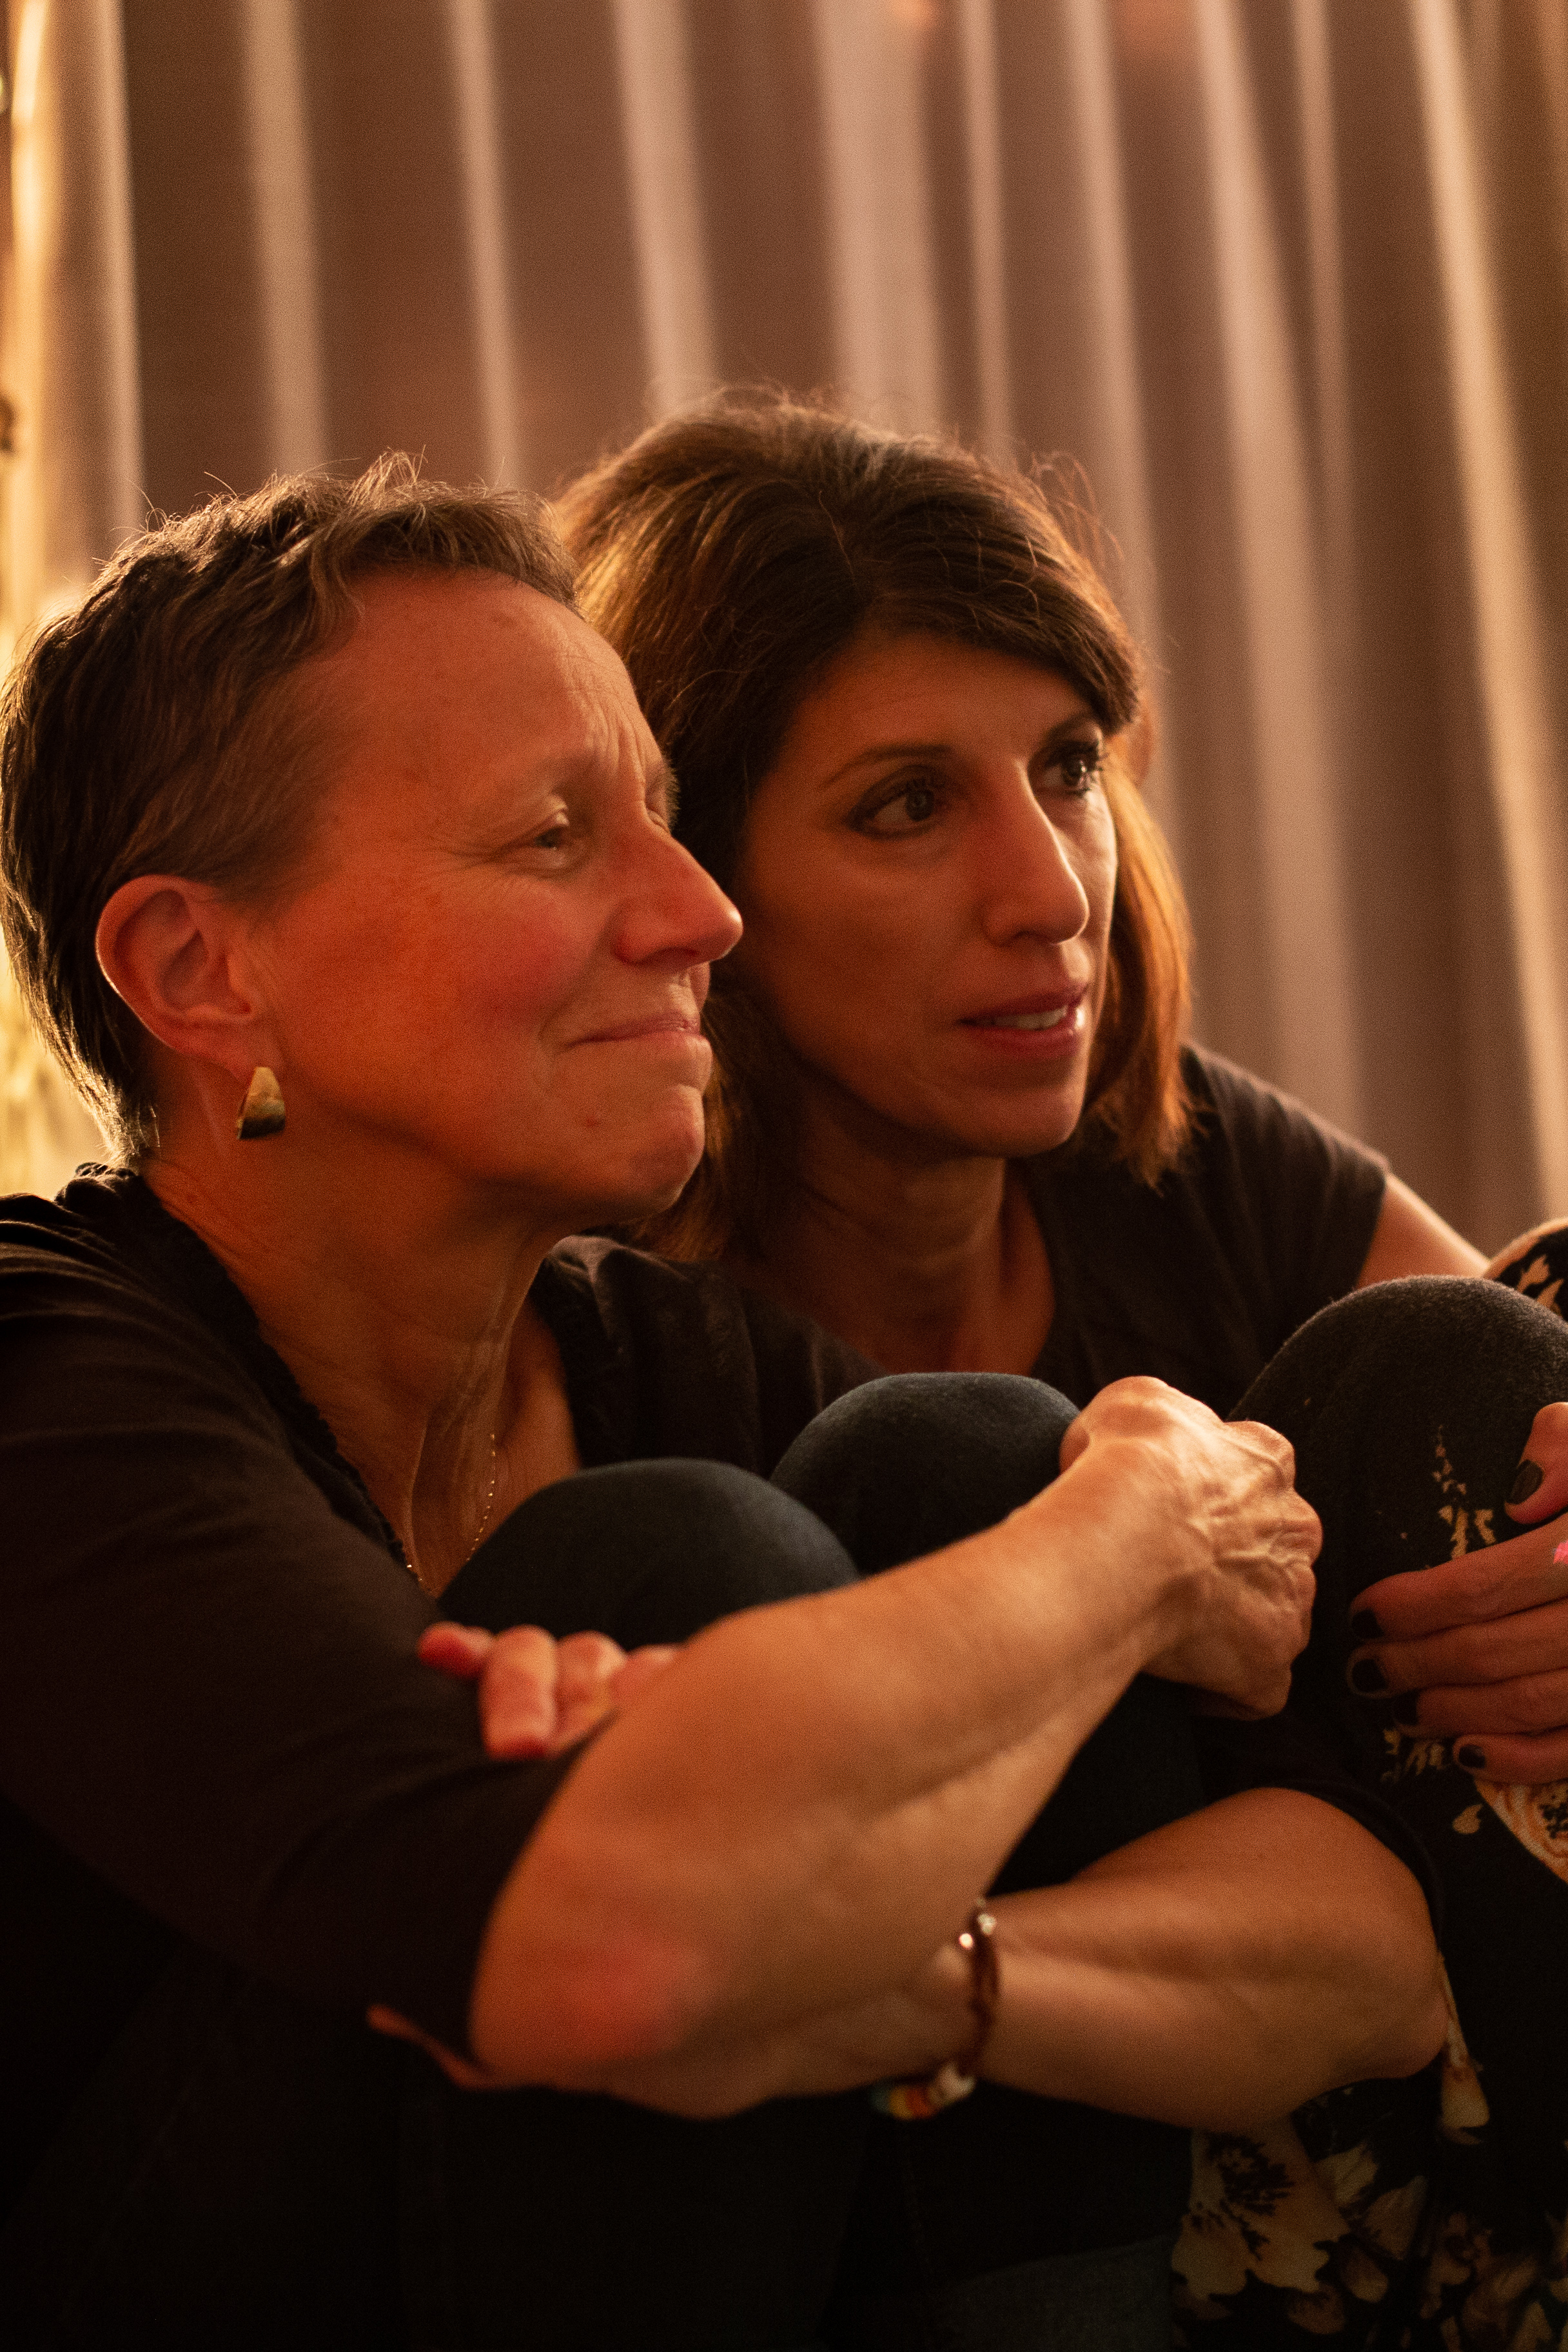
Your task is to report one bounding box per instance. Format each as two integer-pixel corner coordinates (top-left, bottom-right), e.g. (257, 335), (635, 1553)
(560, 395), (1568, 2347)
(0, 461), (1435, 2351)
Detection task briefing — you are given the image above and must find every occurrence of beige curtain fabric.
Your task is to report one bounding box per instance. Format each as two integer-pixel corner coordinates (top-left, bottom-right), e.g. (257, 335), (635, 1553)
(3, 0), (1565, 1246)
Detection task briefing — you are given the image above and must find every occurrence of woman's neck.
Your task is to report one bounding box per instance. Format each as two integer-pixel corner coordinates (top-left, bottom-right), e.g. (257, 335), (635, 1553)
(144, 1138), (580, 1591)
(727, 1112), (1053, 1376)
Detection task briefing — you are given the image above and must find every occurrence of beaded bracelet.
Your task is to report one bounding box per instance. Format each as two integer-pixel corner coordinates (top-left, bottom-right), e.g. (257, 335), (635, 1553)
(870, 1901), (999, 2121)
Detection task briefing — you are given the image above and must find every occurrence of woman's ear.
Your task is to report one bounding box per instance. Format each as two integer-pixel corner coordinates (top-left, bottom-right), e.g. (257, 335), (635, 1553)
(95, 875), (270, 1083)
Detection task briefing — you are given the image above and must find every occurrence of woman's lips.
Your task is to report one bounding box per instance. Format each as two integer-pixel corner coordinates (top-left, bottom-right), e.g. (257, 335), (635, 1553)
(960, 989), (1085, 1028)
(957, 991), (1088, 1052)
(965, 1006), (1071, 1032)
(576, 1012), (703, 1044)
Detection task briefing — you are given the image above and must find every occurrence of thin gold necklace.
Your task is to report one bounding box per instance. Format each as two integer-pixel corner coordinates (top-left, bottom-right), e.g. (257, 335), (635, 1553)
(467, 1431), (500, 1558)
(406, 1431), (498, 1593)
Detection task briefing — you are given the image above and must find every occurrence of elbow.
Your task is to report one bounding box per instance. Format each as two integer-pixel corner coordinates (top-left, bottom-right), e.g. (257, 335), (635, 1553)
(1339, 1891), (1449, 2087)
(1271, 1950), (1447, 2120)
(471, 1926), (727, 2089)
(543, 1941), (724, 2082)
(473, 1936), (790, 2119)
(1361, 1969), (1448, 2084)
(1324, 1845), (1449, 2087)
(1202, 1950), (1448, 2130)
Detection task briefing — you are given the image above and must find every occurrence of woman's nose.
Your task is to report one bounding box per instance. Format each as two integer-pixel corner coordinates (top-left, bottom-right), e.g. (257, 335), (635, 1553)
(619, 828), (743, 969)
(974, 794), (1092, 946)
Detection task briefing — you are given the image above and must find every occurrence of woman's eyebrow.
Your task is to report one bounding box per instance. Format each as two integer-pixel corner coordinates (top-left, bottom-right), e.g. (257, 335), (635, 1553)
(647, 757), (681, 823)
(820, 707), (1101, 792)
(825, 740), (949, 785)
(1029, 710), (1103, 753)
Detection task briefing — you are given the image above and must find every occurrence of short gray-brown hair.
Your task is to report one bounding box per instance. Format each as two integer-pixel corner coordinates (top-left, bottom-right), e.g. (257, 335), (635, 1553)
(0, 453), (576, 1161)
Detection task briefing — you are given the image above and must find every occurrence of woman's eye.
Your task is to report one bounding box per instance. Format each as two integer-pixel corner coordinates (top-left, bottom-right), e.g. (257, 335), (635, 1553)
(527, 811), (574, 851)
(856, 779), (944, 834)
(1048, 740), (1106, 796)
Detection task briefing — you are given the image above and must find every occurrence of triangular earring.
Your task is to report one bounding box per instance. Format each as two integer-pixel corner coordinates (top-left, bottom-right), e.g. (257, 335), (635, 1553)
(236, 1066), (286, 1140)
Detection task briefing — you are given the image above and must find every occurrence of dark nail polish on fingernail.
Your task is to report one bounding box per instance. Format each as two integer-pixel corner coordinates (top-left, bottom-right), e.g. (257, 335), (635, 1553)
(1348, 1657), (1388, 1695)
(1456, 1744), (1488, 1771)
(1391, 1693), (1423, 1728)
(1349, 1607), (1382, 1640)
(1509, 1460), (1545, 1505)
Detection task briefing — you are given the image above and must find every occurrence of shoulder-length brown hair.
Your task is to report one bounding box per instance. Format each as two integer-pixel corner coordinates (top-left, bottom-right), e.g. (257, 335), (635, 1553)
(559, 393), (1192, 1259)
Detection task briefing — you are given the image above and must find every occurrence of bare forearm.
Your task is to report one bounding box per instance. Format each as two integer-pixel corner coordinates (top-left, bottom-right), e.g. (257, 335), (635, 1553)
(586, 1790), (1445, 2122)
(472, 1473), (1172, 2082)
(982, 1791), (1446, 2128)
(468, 1395), (1316, 2087)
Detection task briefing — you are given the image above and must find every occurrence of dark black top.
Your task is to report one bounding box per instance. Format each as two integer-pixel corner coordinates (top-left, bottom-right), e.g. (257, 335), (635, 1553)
(1022, 1044), (1413, 1893)
(1026, 1045), (1388, 1413)
(0, 1170), (869, 2222)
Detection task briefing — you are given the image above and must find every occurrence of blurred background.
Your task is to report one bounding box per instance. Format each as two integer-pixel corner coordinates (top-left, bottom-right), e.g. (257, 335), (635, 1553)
(1, 0), (1563, 1247)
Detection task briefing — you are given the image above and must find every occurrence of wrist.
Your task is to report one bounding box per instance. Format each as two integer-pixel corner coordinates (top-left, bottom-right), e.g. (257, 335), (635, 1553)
(870, 1903), (999, 2121)
(1015, 1438), (1202, 1658)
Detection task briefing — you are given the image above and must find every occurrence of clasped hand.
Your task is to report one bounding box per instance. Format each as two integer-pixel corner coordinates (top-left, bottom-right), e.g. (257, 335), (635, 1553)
(1346, 1402), (1568, 1780)
(1059, 1378), (1320, 1718)
(414, 1620), (679, 1758)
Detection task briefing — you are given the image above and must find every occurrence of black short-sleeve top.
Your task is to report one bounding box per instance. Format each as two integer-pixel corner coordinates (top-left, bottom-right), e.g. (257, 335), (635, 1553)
(1026, 1045), (1388, 1411)
(1017, 1046), (1396, 1854)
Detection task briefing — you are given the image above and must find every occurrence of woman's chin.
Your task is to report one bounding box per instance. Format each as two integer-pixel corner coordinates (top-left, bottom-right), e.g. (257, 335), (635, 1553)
(921, 1089), (1091, 1164)
(575, 1122), (707, 1228)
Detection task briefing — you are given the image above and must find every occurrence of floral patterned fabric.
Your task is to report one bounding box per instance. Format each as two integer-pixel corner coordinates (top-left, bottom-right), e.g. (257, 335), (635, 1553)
(1173, 1232), (1568, 2352)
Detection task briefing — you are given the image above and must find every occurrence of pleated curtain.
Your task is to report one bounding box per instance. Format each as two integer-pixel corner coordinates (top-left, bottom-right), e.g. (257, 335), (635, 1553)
(3, 0), (1565, 1250)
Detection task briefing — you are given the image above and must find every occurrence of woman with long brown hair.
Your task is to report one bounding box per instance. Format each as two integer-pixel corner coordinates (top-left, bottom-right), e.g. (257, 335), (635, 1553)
(560, 395), (1568, 2346)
